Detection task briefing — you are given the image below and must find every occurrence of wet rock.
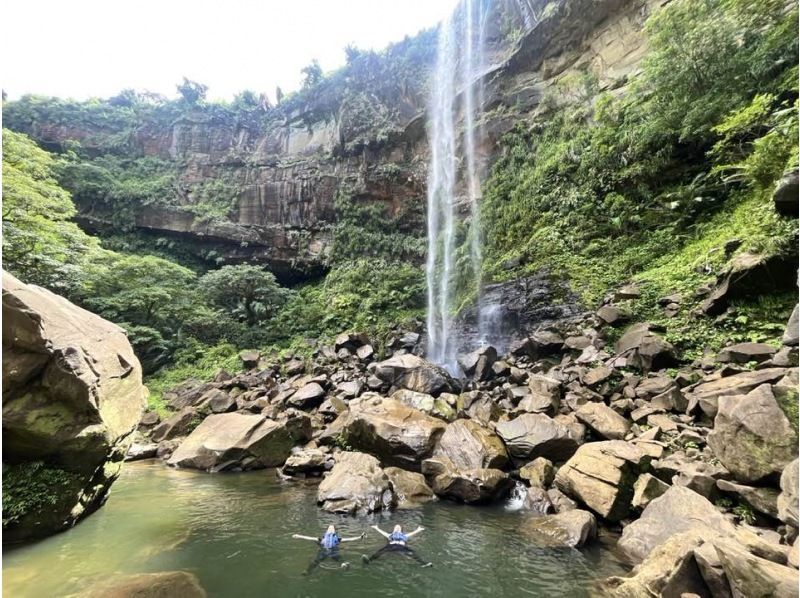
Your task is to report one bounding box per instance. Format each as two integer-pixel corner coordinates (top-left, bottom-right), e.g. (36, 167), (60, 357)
(2, 272), (147, 542)
(80, 571), (207, 598)
(168, 413), (310, 471)
(125, 443), (159, 462)
(287, 382), (326, 410)
(618, 486), (735, 564)
(523, 486), (555, 515)
(519, 457), (555, 488)
(708, 384), (797, 483)
(372, 354), (455, 395)
(714, 537), (799, 597)
(423, 456), (512, 504)
(523, 509), (597, 548)
(317, 452), (395, 515)
(555, 440), (649, 522)
(328, 396), (446, 470)
(717, 342), (777, 364)
(778, 459), (799, 527)
(547, 487), (578, 513)
(575, 402), (631, 440)
(496, 413), (582, 462)
(151, 408), (197, 443)
(384, 467), (436, 508)
(434, 419), (508, 470)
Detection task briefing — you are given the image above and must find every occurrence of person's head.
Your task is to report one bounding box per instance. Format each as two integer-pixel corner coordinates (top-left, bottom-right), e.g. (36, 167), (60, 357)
(326, 525), (336, 534)
(393, 525), (402, 533)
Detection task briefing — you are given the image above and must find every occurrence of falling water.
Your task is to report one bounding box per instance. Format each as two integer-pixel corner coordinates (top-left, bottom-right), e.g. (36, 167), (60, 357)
(426, 0), (490, 371)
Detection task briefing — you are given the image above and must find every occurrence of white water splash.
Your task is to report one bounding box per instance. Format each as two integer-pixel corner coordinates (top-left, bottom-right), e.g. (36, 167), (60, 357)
(505, 481), (528, 511)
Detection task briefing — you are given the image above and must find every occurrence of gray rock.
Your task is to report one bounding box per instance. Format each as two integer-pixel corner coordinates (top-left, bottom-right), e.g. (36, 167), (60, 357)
(151, 408), (197, 443)
(496, 413), (582, 462)
(384, 467), (436, 508)
(433, 419), (508, 471)
(784, 305), (799, 347)
(287, 382), (326, 409)
(519, 457), (555, 488)
(631, 473), (670, 511)
(372, 354), (454, 395)
(778, 459), (799, 527)
(773, 168), (799, 217)
(317, 452), (395, 514)
(717, 342), (777, 364)
(522, 509), (597, 548)
(575, 402), (631, 440)
(717, 479), (779, 518)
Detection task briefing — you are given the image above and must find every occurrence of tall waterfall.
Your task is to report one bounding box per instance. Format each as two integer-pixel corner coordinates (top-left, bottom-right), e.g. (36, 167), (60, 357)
(426, 0), (489, 371)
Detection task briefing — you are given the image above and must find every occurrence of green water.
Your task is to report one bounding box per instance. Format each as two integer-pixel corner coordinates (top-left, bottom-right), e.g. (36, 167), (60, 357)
(3, 461), (628, 597)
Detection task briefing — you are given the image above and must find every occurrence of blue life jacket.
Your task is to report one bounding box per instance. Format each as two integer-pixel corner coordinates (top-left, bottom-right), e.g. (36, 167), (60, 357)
(321, 532), (340, 549)
(389, 531), (408, 544)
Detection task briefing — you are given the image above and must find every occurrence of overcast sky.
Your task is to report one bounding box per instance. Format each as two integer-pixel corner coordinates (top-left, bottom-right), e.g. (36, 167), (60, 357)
(2, 0), (457, 103)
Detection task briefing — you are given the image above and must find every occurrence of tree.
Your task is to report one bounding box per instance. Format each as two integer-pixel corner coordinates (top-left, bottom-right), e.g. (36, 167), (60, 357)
(300, 60), (323, 89)
(176, 77), (208, 105)
(2, 129), (98, 293)
(198, 265), (290, 327)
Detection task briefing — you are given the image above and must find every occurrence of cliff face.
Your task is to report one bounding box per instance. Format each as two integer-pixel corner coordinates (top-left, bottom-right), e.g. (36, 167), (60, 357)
(5, 0), (660, 279)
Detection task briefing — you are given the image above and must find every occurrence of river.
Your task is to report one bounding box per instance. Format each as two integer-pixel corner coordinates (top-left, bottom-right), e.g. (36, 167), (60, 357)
(3, 461), (628, 597)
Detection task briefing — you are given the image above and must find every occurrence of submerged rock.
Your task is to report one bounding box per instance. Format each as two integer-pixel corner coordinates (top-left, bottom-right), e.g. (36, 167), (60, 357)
(317, 452), (395, 514)
(79, 570), (207, 598)
(522, 509), (597, 548)
(2, 271), (146, 543)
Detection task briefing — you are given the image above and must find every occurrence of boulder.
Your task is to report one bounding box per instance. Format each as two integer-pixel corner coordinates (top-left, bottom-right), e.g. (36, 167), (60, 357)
(686, 367), (788, 418)
(778, 459), (799, 527)
(597, 304), (629, 326)
(80, 571), (207, 598)
(164, 380), (215, 410)
(707, 384), (798, 483)
(150, 408), (197, 442)
(496, 413), (581, 462)
(784, 305), (799, 347)
(631, 473), (670, 511)
(287, 382), (326, 409)
(555, 440), (649, 522)
(618, 486), (736, 564)
(2, 271), (146, 542)
(329, 396), (446, 470)
(717, 342), (777, 364)
(334, 332), (370, 351)
(208, 391), (236, 413)
(773, 168), (799, 217)
(575, 402), (631, 440)
(384, 467), (436, 507)
(282, 448), (331, 475)
(356, 344), (375, 361)
(238, 350), (260, 370)
(522, 509), (597, 548)
(458, 345), (497, 381)
(523, 486), (555, 515)
(423, 456), (512, 504)
(167, 413), (310, 471)
(583, 366), (613, 387)
(433, 419), (508, 471)
(716, 479), (779, 519)
(125, 443), (159, 462)
(372, 354), (454, 395)
(317, 452), (395, 514)
(615, 323), (677, 372)
(519, 457), (555, 488)
(714, 537), (799, 598)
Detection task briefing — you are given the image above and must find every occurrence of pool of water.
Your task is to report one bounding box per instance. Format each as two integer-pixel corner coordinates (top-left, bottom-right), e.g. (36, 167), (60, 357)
(3, 461), (628, 597)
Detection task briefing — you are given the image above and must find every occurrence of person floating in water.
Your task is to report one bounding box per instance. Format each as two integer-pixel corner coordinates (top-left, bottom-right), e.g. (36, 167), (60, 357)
(362, 524), (432, 567)
(292, 525), (365, 574)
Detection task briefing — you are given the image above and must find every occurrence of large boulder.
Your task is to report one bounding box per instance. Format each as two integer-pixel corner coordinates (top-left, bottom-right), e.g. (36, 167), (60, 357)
(329, 396), (446, 470)
(615, 323), (677, 372)
(575, 402), (631, 440)
(167, 412), (310, 471)
(317, 452), (395, 514)
(286, 382), (326, 409)
(707, 384), (798, 483)
(686, 367), (788, 418)
(422, 456), (512, 504)
(778, 459), (799, 527)
(714, 537), (799, 598)
(522, 509), (597, 548)
(784, 305), (799, 347)
(555, 440), (649, 522)
(618, 486), (735, 564)
(495, 413), (582, 462)
(372, 354), (455, 395)
(458, 345), (497, 381)
(773, 168), (799, 217)
(2, 271), (146, 543)
(433, 419), (508, 470)
(717, 342), (776, 364)
(384, 467), (436, 508)
(150, 407), (197, 442)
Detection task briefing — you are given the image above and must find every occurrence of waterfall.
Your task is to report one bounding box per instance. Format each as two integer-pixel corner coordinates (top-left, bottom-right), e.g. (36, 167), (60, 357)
(426, 0), (489, 371)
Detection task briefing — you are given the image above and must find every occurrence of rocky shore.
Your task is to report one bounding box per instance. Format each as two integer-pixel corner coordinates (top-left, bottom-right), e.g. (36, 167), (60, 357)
(129, 291), (800, 596)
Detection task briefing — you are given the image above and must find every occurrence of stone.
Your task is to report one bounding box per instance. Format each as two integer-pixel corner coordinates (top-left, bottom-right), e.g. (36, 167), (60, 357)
(334, 332), (370, 352)
(328, 396), (446, 470)
(495, 413), (581, 462)
(2, 271), (147, 542)
(239, 350), (260, 370)
(618, 486), (736, 564)
(80, 571), (207, 598)
(125, 443), (159, 461)
(522, 509), (597, 548)
(336, 380), (363, 399)
(716, 479), (779, 519)
(164, 380), (215, 411)
(615, 323), (677, 372)
(778, 459), (799, 527)
(602, 532), (713, 598)
(651, 452), (729, 500)
(583, 366), (613, 387)
(784, 305), (799, 347)
(139, 411), (160, 428)
(282, 448), (330, 475)
(372, 354), (454, 395)
(424, 456), (513, 504)
(458, 345), (498, 381)
(523, 486), (555, 515)
(287, 382), (326, 409)
(773, 168), (799, 217)
(167, 413), (311, 471)
(317, 452), (395, 515)
(531, 330), (564, 355)
(356, 344), (375, 361)
(597, 304), (630, 326)
(708, 384), (798, 483)
(686, 367), (788, 418)
(519, 457), (555, 488)
(208, 391), (237, 413)
(433, 419), (508, 471)
(631, 473), (670, 511)
(151, 408), (197, 443)
(547, 487), (578, 513)
(384, 467), (436, 508)
(714, 537), (799, 598)
(790, 539), (799, 569)
(517, 392), (558, 416)
(555, 440), (649, 522)
(717, 342), (777, 364)
(391, 389), (436, 414)
(575, 402), (631, 440)
(285, 359), (305, 375)
(527, 374), (562, 402)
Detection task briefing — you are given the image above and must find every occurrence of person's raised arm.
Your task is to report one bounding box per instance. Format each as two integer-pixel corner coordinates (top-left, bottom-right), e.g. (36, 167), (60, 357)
(341, 532), (367, 542)
(371, 525), (391, 539)
(292, 534), (320, 542)
(406, 526), (425, 538)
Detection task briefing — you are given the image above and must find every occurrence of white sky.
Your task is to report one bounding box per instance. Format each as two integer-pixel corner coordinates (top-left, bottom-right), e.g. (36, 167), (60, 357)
(2, 0), (457, 103)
